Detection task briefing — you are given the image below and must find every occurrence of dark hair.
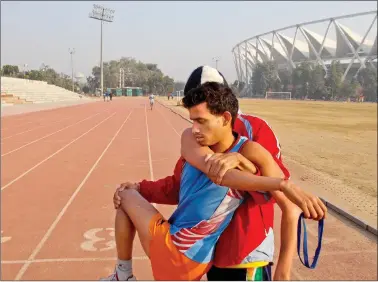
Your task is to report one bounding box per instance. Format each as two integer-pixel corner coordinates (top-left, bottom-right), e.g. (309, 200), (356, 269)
(182, 82), (239, 127)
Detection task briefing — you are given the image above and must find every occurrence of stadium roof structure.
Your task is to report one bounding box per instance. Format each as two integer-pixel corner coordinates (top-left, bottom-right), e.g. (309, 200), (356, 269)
(232, 10), (377, 84)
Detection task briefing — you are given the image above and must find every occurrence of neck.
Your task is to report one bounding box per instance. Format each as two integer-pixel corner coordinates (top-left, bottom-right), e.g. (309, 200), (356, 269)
(210, 130), (236, 153)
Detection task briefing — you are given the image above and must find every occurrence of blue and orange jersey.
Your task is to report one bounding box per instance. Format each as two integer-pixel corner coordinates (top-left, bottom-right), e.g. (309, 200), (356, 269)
(167, 135), (248, 263)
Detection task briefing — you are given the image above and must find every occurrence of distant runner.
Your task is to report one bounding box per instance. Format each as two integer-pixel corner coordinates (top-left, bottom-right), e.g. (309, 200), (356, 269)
(149, 93), (155, 110)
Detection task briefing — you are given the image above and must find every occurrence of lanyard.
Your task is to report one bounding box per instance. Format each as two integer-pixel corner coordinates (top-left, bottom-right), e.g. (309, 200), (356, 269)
(297, 212), (324, 269)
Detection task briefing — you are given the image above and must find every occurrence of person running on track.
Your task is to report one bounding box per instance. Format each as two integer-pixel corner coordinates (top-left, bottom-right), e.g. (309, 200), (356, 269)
(149, 93), (155, 110)
(104, 81), (327, 281)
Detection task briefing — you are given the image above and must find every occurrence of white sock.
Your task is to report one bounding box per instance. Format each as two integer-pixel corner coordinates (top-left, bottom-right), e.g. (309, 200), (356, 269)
(116, 259), (133, 279)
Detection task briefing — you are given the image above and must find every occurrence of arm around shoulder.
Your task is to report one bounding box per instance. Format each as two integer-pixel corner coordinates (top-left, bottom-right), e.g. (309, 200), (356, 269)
(180, 128), (214, 173)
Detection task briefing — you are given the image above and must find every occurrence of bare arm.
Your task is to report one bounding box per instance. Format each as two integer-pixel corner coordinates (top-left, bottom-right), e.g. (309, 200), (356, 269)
(238, 141), (328, 278)
(181, 128), (327, 219)
(272, 191), (300, 280)
(181, 128), (215, 174)
(181, 128), (283, 192)
(239, 141), (284, 178)
(239, 141), (299, 280)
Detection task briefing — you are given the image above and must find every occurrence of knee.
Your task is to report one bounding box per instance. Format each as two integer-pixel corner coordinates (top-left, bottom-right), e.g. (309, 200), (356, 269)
(119, 188), (139, 205)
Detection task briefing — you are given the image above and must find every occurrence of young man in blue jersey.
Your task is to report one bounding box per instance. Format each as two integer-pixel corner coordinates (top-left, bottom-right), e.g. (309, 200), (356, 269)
(104, 82), (327, 281)
(181, 66), (302, 281)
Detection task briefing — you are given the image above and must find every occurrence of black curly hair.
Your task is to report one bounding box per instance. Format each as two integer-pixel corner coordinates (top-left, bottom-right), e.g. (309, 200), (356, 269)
(182, 82), (239, 127)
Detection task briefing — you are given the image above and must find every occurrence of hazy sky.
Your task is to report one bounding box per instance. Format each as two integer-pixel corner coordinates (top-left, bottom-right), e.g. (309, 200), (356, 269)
(1, 1), (376, 83)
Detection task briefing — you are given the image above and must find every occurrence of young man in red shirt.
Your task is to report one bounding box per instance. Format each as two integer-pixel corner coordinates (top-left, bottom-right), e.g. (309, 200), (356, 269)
(178, 66), (299, 280)
(113, 66), (326, 281)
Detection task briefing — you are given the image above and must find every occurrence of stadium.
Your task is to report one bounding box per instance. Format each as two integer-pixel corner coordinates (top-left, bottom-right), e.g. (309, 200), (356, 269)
(232, 10), (377, 96)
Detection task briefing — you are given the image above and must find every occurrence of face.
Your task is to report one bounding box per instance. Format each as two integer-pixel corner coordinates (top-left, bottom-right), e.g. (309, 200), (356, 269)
(188, 102), (232, 146)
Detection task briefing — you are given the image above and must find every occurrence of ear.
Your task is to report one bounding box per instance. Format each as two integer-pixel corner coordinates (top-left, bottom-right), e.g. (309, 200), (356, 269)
(222, 111), (232, 126)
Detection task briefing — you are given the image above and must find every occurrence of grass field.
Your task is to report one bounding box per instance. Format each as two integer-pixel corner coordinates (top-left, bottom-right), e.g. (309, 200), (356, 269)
(237, 99), (377, 198)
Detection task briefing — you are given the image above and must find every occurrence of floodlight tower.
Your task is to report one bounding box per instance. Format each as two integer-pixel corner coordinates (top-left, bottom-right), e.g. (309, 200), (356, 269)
(119, 68), (125, 88)
(212, 57), (221, 70)
(89, 4), (115, 94)
(69, 48), (75, 92)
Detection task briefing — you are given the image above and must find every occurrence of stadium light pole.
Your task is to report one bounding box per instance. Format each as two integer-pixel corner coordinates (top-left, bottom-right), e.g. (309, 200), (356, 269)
(23, 63), (28, 77)
(69, 48), (75, 92)
(89, 4), (115, 94)
(212, 57), (221, 70)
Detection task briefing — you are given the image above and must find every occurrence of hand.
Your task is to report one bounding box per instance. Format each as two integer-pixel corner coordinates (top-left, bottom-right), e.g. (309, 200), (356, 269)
(113, 182), (140, 209)
(280, 180), (327, 220)
(205, 152), (257, 185)
(205, 153), (241, 185)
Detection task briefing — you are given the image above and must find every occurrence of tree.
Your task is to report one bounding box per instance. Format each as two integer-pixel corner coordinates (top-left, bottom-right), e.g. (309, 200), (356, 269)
(278, 69), (292, 92)
(174, 81), (186, 92)
(82, 85), (90, 94)
(28, 70), (43, 81)
(289, 61), (315, 99)
(325, 60), (344, 100)
(339, 79), (359, 100)
(162, 75), (174, 93)
(251, 63), (268, 97)
(89, 57), (175, 95)
(251, 62), (281, 97)
(308, 64), (326, 100)
(86, 76), (99, 94)
(357, 66), (377, 102)
(2, 65), (19, 76)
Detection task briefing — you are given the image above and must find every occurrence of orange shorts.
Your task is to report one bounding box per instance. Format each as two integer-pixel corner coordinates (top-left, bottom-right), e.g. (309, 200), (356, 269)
(148, 213), (211, 280)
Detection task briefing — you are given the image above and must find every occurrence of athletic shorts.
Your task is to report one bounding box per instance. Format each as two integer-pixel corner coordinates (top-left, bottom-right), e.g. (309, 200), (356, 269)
(207, 264), (272, 281)
(150, 100), (154, 105)
(149, 213), (211, 280)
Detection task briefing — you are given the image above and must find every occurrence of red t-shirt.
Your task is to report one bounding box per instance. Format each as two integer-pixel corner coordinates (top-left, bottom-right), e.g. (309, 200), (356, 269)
(213, 113), (290, 267)
(139, 114), (290, 267)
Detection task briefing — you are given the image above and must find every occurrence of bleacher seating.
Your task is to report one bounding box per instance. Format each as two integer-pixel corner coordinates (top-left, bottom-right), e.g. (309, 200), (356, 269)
(1, 77), (89, 105)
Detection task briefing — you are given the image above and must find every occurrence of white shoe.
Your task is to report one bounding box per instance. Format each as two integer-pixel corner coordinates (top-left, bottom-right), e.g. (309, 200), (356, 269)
(100, 269), (137, 281)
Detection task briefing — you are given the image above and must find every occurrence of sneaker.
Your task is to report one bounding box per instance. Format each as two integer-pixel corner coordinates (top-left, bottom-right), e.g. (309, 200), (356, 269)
(100, 269), (137, 281)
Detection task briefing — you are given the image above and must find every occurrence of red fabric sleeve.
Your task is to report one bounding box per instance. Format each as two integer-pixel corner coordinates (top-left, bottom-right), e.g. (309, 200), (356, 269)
(253, 119), (291, 179)
(138, 158), (184, 205)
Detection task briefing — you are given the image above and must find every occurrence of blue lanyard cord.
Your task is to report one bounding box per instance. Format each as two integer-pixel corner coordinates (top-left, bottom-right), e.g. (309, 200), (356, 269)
(297, 213), (324, 269)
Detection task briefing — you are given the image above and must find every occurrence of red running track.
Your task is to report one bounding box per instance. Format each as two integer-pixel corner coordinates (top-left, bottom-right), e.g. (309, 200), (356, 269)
(1, 98), (376, 280)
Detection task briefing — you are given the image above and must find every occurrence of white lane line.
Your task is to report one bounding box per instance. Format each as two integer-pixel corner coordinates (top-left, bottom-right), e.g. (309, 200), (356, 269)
(1, 120), (36, 131)
(1, 112), (102, 157)
(14, 110), (133, 280)
(155, 105), (181, 137)
(1, 104), (86, 131)
(1, 112), (115, 191)
(1, 102), (91, 130)
(1, 256), (148, 265)
(144, 104), (154, 181)
(1, 116), (73, 141)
